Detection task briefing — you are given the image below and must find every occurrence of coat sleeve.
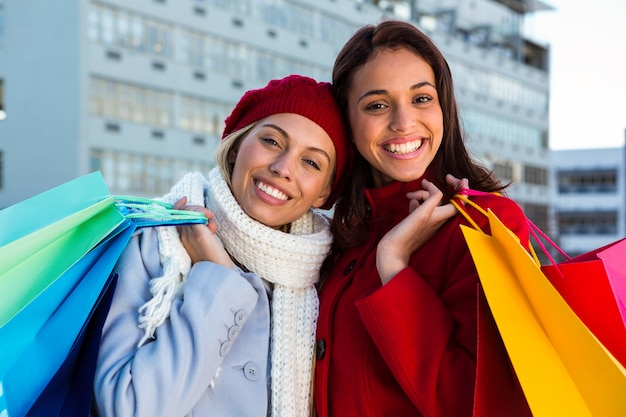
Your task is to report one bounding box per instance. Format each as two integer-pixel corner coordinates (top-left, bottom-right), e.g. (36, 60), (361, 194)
(355, 195), (529, 417)
(93, 227), (260, 417)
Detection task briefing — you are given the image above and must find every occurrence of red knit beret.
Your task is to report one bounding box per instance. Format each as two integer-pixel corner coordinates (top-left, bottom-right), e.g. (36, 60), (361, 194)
(223, 74), (353, 210)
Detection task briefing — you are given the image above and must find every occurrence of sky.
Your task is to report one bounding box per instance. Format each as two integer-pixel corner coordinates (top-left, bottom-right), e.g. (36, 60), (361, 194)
(526, 0), (626, 150)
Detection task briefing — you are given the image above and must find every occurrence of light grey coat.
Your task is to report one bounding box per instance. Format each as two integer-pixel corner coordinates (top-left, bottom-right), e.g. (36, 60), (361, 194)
(93, 227), (272, 417)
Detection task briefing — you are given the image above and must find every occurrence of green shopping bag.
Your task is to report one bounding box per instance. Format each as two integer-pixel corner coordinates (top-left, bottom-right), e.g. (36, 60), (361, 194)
(0, 171), (207, 417)
(0, 172), (125, 327)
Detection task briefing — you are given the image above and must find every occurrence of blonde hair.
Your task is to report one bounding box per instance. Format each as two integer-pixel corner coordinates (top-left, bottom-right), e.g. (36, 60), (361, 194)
(215, 123), (255, 191)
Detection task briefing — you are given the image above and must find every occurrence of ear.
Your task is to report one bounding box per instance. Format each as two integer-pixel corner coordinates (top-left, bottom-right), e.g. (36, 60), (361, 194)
(311, 183), (332, 209)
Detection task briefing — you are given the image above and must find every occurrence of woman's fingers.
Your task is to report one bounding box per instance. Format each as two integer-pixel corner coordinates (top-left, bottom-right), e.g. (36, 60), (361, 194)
(172, 196), (218, 233)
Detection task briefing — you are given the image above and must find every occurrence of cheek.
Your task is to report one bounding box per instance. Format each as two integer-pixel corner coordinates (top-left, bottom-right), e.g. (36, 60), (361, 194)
(230, 155), (252, 199)
(350, 118), (379, 147)
(302, 175), (329, 201)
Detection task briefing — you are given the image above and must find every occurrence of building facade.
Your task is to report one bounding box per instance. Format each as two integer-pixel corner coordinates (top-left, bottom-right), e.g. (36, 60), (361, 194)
(550, 137), (626, 257)
(0, 0), (552, 231)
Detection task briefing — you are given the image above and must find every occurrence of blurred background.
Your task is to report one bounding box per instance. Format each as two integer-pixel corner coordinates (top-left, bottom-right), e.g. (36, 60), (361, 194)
(0, 0), (624, 257)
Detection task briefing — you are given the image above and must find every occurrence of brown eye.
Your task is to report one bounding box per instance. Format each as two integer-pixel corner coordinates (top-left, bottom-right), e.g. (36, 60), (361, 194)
(261, 137), (280, 147)
(364, 102), (387, 111)
(413, 95), (432, 104)
(304, 159), (321, 170)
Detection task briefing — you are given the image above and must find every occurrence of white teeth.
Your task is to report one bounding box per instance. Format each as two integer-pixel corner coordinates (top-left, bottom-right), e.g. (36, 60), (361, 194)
(256, 181), (288, 200)
(386, 140), (423, 154)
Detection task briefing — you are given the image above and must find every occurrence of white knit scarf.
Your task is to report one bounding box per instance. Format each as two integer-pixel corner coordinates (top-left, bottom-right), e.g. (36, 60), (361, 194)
(137, 167), (333, 417)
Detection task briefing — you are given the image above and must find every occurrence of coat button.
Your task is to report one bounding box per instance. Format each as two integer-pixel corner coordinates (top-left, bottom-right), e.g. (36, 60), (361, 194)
(243, 362), (260, 381)
(228, 325), (240, 340)
(316, 339), (326, 360)
(219, 341), (232, 357)
(234, 309), (248, 326)
(343, 260), (356, 275)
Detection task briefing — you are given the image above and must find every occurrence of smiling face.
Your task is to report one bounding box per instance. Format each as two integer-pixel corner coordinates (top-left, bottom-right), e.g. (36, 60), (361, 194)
(347, 47), (444, 188)
(230, 113), (336, 228)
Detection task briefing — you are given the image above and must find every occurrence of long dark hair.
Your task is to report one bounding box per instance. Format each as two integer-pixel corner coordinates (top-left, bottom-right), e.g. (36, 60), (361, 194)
(327, 20), (506, 258)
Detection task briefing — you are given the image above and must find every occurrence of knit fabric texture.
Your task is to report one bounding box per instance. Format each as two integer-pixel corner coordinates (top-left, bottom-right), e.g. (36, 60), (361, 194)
(137, 167), (333, 417)
(222, 74), (353, 210)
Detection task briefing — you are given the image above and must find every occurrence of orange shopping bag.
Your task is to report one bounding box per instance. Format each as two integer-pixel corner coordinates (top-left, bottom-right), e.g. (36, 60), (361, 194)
(453, 192), (626, 417)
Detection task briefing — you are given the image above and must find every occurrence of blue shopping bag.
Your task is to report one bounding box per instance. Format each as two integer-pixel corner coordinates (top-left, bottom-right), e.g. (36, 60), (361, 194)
(0, 172), (207, 417)
(0, 221), (134, 417)
(26, 272), (119, 417)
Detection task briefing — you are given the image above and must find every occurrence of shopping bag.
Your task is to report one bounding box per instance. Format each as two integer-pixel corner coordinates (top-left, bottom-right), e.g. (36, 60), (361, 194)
(0, 221), (134, 417)
(0, 171), (207, 417)
(537, 234), (626, 366)
(459, 206), (626, 417)
(25, 272), (119, 417)
(0, 172), (125, 327)
(0, 173), (205, 328)
(456, 189), (626, 368)
(473, 288), (532, 417)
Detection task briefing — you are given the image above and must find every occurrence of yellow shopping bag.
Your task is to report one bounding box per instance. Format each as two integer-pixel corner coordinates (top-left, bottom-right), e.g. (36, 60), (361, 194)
(460, 208), (626, 417)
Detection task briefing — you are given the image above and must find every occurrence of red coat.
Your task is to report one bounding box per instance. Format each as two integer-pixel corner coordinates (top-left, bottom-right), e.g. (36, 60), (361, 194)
(314, 178), (533, 417)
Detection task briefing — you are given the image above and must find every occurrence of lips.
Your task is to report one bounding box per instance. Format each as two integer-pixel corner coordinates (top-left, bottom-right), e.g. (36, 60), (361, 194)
(384, 139), (424, 155)
(255, 180), (288, 200)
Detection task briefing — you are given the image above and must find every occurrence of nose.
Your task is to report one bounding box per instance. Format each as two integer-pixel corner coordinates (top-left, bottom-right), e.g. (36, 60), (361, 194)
(389, 104), (416, 133)
(269, 153), (295, 180)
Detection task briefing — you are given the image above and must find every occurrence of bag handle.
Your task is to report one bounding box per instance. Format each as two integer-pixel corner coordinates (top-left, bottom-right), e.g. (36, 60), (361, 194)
(451, 189), (571, 272)
(113, 195), (208, 228)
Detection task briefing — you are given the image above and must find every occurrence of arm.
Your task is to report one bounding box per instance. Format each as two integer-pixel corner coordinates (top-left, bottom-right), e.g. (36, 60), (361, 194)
(358, 194), (529, 417)
(376, 175), (468, 284)
(93, 228), (259, 417)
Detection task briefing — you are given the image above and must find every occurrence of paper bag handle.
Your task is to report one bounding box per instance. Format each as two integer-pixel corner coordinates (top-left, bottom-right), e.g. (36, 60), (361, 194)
(451, 189), (571, 270)
(113, 195), (208, 228)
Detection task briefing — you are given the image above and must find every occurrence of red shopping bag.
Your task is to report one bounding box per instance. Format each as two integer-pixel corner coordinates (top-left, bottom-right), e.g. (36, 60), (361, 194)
(536, 232), (626, 366)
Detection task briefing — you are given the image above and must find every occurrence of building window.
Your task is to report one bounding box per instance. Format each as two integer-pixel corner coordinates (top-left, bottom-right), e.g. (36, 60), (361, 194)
(90, 148), (213, 195)
(0, 151), (3, 191)
(557, 169), (618, 194)
(89, 4), (173, 58)
(493, 161), (514, 183)
(90, 76), (174, 128)
(179, 95), (230, 136)
(558, 210), (618, 235)
(0, 78), (5, 120)
(463, 108), (543, 150)
(522, 203), (549, 234)
(0, 5), (4, 45)
(523, 165), (548, 186)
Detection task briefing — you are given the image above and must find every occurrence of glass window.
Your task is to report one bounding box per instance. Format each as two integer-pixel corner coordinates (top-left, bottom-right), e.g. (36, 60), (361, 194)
(558, 210), (618, 235)
(131, 16), (144, 52)
(0, 150), (3, 191)
(522, 203), (549, 233)
(117, 13), (132, 48)
(0, 78), (6, 120)
(557, 169), (618, 194)
(87, 5), (101, 41)
(523, 165), (548, 186)
(101, 8), (115, 45)
(493, 161), (514, 183)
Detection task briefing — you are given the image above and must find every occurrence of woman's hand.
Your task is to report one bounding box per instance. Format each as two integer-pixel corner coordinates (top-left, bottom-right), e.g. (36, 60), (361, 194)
(376, 175), (468, 285)
(174, 197), (234, 269)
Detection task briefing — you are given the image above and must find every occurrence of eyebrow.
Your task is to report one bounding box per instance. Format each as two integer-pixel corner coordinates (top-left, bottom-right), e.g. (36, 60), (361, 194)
(356, 81), (436, 103)
(260, 123), (332, 164)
